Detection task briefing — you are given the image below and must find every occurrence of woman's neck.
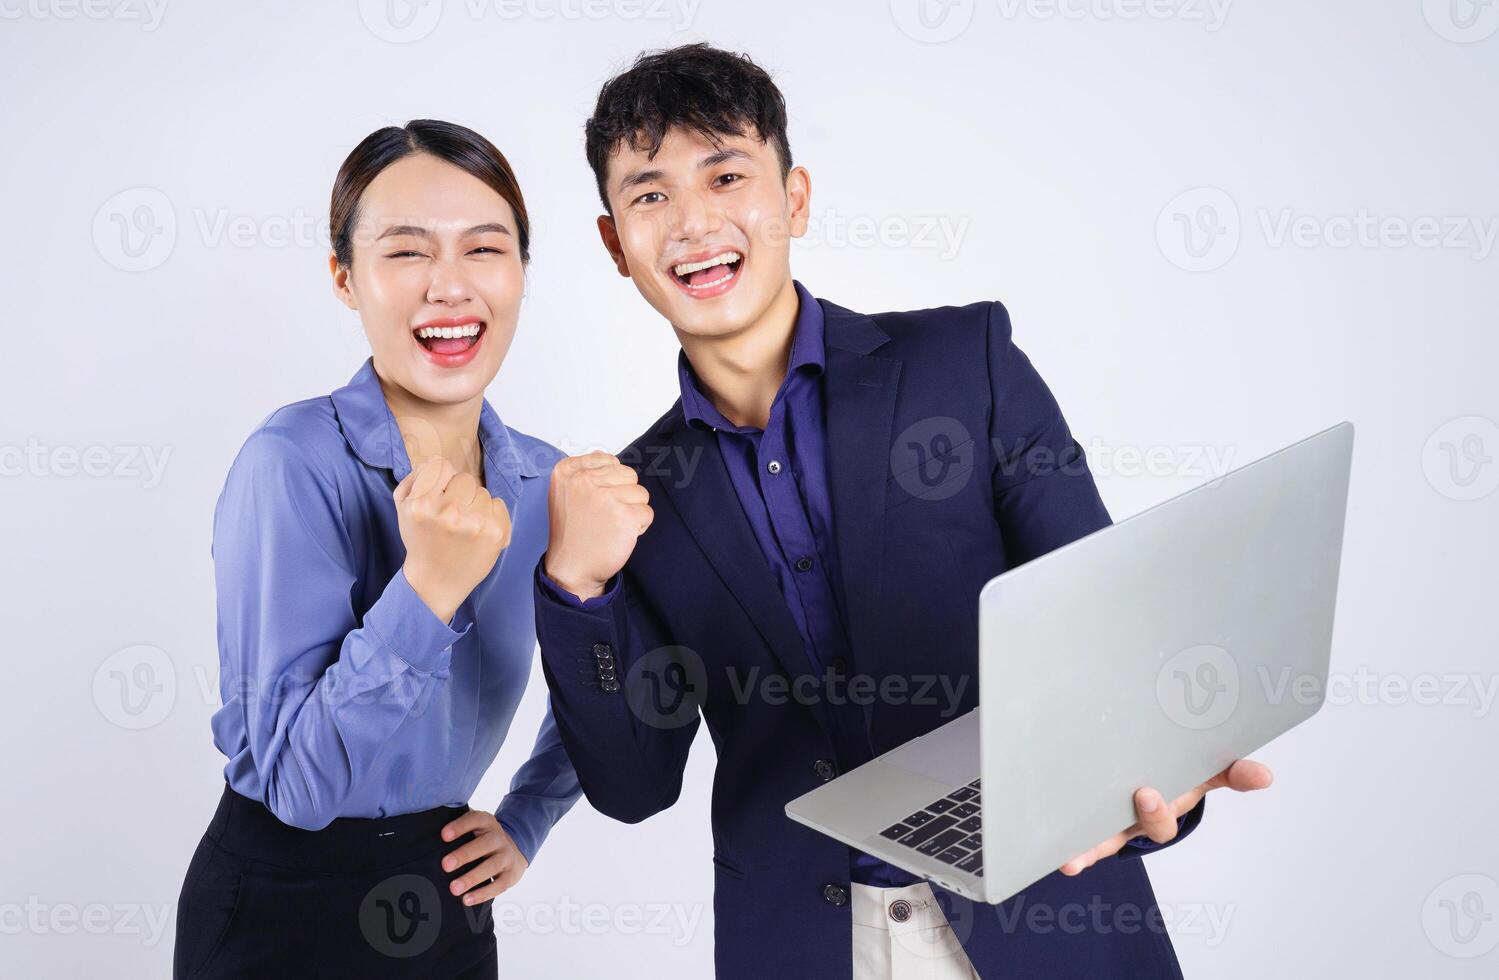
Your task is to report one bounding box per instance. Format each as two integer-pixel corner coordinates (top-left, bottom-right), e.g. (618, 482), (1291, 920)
(375, 374), (486, 487)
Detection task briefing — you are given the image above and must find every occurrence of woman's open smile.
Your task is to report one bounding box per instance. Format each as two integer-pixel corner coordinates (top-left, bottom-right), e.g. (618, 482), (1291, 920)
(413, 315), (487, 368)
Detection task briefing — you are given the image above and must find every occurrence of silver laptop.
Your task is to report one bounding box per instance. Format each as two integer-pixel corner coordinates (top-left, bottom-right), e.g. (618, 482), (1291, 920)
(785, 421), (1354, 904)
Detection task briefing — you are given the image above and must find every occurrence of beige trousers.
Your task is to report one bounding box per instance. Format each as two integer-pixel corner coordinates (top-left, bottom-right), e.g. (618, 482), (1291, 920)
(851, 881), (982, 979)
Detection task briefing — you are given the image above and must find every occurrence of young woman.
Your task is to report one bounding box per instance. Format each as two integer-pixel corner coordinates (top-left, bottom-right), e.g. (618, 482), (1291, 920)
(172, 120), (580, 979)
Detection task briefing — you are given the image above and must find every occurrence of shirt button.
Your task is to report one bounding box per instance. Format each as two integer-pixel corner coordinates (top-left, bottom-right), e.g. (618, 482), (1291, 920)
(766, 459), (782, 475)
(822, 883), (849, 907)
(814, 759), (837, 781)
(601, 678), (620, 693)
(794, 556), (813, 572)
(592, 643), (612, 656)
(889, 900), (912, 923)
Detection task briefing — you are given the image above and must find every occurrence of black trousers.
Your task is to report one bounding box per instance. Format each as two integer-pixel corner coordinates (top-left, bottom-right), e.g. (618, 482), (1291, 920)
(173, 782), (498, 979)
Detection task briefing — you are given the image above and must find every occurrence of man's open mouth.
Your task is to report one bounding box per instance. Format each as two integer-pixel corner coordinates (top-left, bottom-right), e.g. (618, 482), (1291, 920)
(413, 319), (485, 355)
(670, 250), (743, 292)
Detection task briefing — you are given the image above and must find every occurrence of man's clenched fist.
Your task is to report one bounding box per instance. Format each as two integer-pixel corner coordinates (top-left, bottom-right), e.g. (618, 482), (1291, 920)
(395, 454), (512, 623)
(544, 451), (653, 601)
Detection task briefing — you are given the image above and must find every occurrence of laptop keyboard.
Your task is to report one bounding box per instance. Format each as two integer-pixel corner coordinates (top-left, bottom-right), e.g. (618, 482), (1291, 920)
(878, 779), (984, 876)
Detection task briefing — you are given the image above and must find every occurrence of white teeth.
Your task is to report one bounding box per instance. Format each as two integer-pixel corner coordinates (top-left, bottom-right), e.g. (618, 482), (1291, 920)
(415, 323), (482, 339)
(672, 251), (741, 277)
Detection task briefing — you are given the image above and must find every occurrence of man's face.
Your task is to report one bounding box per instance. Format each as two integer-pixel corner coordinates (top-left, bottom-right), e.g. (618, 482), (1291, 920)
(597, 125), (809, 342)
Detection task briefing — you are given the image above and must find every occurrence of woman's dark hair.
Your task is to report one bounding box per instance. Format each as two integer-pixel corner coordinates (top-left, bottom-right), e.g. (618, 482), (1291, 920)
(330, 119), (531, 267)
(584, 43), (792, 212)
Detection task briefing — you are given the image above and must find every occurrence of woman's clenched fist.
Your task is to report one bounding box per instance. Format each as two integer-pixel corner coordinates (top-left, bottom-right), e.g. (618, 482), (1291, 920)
(394, 454), (512, 622)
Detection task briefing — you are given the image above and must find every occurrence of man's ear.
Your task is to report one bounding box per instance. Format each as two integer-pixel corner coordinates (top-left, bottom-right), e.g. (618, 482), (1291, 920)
(329, 253), (357, 310)
(596, 214), (631, 278)
(785, 165), (812, 240)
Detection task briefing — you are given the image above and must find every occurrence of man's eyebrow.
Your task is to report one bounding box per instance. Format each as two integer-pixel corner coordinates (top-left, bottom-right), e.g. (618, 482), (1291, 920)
(376, 222), (512, 240)
(616, 168), (665, 195)
(699, 147), (752, 168)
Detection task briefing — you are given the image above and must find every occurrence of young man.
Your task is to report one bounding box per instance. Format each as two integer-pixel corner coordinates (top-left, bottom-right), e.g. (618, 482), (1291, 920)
(534, 44), (1272, 979)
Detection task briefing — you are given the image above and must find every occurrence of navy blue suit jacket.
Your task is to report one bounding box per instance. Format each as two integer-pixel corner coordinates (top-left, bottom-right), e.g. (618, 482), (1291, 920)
(534, 295), (1203, 979)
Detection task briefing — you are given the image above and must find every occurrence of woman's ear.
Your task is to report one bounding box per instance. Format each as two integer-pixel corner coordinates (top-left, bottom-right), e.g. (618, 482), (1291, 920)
(329, 252), (357, 310)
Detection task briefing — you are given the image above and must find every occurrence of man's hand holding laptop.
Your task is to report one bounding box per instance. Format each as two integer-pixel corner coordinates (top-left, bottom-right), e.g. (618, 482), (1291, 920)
(1059, 758), (1276, 875)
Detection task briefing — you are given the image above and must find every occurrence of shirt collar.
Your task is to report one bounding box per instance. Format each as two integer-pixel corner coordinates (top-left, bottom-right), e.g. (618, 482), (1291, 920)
(678, 279), (825, 432)
(329, 356), (536, 496)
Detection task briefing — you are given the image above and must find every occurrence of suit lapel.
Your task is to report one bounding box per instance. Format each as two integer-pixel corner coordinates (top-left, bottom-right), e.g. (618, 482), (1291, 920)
(821, 302), (903, 659)
(649, 296), (902, 730)
(654, 420), (825, 698)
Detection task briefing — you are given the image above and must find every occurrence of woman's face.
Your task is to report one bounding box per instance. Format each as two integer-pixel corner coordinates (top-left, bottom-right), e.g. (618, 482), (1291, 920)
(331, 152), (524, 407)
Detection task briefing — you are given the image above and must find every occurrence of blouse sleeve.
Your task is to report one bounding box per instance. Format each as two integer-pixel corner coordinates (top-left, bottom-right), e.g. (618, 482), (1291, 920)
(212, 426), (470, 830)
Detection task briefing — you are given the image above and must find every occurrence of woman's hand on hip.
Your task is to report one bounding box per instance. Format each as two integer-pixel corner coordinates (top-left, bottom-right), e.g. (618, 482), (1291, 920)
(439, 809), (528, 904)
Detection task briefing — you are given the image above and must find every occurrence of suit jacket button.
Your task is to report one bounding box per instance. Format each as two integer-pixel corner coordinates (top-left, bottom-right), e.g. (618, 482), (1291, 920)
(814, 759), (836, 782)
(822, 884), (848, 907)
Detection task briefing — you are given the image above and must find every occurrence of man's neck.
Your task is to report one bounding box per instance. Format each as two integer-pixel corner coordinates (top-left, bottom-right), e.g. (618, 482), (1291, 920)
(677, 278), (801, 430)
(375, 371), (486, 486)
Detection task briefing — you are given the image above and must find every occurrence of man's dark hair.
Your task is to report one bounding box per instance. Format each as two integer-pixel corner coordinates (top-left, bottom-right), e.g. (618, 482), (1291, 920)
(584, 43), (793, 212)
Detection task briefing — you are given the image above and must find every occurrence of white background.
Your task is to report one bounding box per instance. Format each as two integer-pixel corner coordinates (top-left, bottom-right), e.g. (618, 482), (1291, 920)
(1, 0), (1496, 976)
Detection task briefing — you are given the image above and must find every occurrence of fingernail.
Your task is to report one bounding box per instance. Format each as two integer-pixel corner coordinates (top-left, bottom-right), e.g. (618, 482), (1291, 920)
(1140, 793), (1160, 813)
(443, 859), (453, 871)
